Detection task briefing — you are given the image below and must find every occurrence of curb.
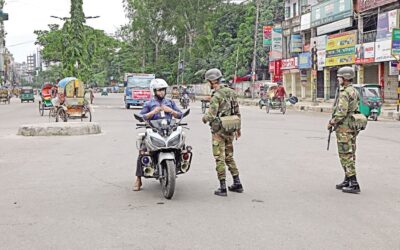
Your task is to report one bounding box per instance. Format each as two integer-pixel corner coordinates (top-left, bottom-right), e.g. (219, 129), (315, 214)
(236, 99), (399, 120)
(17, 122), (102, 136)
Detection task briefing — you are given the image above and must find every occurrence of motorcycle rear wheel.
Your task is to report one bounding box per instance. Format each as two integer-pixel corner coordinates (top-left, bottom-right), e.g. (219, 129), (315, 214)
(160, 160), (176, 199)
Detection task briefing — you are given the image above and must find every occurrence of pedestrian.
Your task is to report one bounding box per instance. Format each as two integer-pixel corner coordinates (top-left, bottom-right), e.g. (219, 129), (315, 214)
(202, 68), (243, 197)
(133, 78), (183, 191)
(327, 66), (361, 193)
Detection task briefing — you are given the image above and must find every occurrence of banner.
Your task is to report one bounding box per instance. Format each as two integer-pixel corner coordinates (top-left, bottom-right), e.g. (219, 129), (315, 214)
(263, 26), (272, 46)
(317, 50), (326, 71)
(310, 35), (327, 51)
(376, 10), (398, 42)
(270, 27), (283, 60)
(325, 31), (357, 66)
(291, 35), (302, 53)
(355, 42), (375, 64)
(375, 39), (396, 62)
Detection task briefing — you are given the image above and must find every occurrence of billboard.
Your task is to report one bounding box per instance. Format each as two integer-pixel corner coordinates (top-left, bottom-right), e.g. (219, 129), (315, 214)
(376, 10), (398, 42)
(325, 31), (357, 66)
(375, 39), (396, 62)
(311, 0), (353, 27)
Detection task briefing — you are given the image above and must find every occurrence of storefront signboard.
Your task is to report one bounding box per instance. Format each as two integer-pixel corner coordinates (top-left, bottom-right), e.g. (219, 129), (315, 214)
(355, 42), (375, 64)
(299, 52), (312, 69)
(325, 30), (357, 66)
(375, 39), (396, 62)
(291, 34), (303, 53)
(311, 0), (353, 27)
(281, 57), (298, 69)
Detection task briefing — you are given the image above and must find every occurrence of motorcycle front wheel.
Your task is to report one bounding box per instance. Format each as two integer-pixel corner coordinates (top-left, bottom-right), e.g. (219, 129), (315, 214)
(160, 160), (176, 199)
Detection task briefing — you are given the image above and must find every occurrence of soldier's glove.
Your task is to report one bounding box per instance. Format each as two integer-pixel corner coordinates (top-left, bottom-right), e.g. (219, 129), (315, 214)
(327, 120), (335, 130)
(202, 116), (207, 124)
(235, 130), (241, 140)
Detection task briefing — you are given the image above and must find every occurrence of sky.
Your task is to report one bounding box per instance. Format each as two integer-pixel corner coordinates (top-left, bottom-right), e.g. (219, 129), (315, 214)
(3, 0), (128, 63)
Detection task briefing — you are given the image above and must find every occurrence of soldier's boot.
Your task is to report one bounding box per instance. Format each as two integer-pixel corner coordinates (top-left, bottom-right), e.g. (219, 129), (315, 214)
(228, 175), (243, 193)
(133, 176), (142, 191)
(336, 176), (350, 190)
(342, 175), (360, 194)
(214, 180), (227, 197)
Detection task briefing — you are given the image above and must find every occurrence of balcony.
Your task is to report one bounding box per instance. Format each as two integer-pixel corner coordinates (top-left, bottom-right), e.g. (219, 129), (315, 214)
(362, 30), (377, 43)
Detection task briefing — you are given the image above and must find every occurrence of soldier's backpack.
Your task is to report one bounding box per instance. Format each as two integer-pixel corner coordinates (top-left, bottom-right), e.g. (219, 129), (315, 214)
(218, 89), (241, 133)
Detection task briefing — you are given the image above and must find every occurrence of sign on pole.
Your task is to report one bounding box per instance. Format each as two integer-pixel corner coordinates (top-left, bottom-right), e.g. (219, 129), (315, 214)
(263, 26), (272, 47)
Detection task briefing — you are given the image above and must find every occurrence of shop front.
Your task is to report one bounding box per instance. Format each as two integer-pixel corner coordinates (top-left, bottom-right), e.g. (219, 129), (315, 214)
(282, 57), (300, 96)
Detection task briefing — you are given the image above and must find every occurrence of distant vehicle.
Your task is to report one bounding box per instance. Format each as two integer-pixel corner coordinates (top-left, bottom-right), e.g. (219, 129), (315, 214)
(20, 86), (35, 103)
(101, 87), (108, 96)
(124, 73), (155, 109)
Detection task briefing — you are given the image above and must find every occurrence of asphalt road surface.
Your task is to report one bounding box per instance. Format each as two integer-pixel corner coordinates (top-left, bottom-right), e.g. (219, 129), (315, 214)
(0, 93), (399, 249)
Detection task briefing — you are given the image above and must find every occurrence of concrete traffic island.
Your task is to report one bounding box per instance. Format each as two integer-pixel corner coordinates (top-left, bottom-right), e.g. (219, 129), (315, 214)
(17, 122), (101, 136)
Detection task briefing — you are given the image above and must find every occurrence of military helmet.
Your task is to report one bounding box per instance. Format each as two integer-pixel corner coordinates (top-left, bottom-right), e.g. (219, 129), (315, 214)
(337, 66), (355, 80)
(205, 68), (223, 81)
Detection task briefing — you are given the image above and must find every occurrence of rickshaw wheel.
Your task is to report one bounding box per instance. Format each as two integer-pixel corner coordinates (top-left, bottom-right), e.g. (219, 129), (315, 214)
(81, 107), (92, 122)
(39, 102), (44, 116)
(56, 108), (67, 122)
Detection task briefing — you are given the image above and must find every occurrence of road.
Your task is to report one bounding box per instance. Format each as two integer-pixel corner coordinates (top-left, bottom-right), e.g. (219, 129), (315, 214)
(0, 93), (399, 249)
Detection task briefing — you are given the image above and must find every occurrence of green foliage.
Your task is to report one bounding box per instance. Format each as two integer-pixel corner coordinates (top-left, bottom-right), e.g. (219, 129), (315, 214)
(36, 0), (284, 86)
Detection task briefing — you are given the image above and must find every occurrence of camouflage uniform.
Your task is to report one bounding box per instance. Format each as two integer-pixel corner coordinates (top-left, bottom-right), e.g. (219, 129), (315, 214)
(331, 84), (359, 177)
(203, 86), (240, 181)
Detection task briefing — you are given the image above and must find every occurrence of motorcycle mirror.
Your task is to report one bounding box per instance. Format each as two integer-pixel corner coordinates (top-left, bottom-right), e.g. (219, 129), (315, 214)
(134, 113), (145, 122)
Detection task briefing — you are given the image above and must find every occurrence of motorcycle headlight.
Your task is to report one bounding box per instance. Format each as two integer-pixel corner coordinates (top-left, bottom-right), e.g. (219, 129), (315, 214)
(150, 137), (166, 147)
(168, 135), (181, 147)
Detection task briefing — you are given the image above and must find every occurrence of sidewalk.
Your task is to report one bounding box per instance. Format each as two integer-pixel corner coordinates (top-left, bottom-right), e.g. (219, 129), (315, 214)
(236, 97), (400, 121)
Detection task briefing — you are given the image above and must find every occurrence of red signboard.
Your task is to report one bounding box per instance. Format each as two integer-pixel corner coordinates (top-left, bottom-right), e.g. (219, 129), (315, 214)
(270, 60), (283, 82)
(281, 57), (298, 69)
(357, 0), (397, 12)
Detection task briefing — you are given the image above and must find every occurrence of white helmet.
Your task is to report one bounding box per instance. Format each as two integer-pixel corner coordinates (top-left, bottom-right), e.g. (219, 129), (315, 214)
(150, 78), (168, 93)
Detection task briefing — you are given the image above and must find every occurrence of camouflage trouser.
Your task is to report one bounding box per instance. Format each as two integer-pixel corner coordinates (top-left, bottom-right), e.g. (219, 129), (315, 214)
(212, 133), (239, 180)
(336, 131), (357, 177)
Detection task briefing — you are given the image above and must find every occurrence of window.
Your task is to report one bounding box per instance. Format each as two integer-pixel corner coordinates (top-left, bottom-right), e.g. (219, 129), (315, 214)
(293, 3), (297, 17)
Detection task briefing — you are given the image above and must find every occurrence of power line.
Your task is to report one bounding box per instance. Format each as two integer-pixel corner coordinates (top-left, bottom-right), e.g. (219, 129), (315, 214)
(7, 40), (35, 47)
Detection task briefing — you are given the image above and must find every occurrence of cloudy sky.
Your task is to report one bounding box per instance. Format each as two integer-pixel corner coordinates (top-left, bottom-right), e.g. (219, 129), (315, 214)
(3, 0), (128, 63)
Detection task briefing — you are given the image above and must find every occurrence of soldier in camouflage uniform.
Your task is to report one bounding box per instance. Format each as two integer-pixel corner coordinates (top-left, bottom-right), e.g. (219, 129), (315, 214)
(327, 66), (361, 193)
(202, 68), (243, 197)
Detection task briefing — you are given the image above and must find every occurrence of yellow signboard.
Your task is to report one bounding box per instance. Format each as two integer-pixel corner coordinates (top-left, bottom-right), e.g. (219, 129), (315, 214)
(325, 55), (356, 67)
(326, 31), (357, 50)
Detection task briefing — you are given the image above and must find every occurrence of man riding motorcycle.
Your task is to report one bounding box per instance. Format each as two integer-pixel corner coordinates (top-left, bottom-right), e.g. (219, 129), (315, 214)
(133, 78), (183, 191)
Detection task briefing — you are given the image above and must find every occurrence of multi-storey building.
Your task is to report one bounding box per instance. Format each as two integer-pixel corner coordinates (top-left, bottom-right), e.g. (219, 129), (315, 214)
(269, 0), (399, 101)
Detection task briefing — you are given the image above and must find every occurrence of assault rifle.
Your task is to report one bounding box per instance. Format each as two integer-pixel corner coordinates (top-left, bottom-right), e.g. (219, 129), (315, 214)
(327, 86), (340, 151)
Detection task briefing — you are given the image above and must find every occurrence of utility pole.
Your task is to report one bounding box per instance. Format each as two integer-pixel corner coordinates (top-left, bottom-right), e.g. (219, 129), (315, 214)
(0, 0), (8, 86)
(251, 0), (260, 99)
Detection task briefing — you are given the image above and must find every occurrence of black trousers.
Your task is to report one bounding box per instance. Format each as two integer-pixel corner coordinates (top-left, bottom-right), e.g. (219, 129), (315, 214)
(136, 156), (143, 177)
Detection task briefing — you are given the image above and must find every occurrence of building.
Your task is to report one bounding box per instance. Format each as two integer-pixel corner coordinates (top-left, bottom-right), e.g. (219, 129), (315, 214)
(269, 0), (400, 101)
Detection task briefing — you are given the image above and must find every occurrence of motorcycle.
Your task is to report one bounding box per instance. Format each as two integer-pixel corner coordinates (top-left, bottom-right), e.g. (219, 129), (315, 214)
(134, 109), (193, 199)
(180, 93), (190, 109)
